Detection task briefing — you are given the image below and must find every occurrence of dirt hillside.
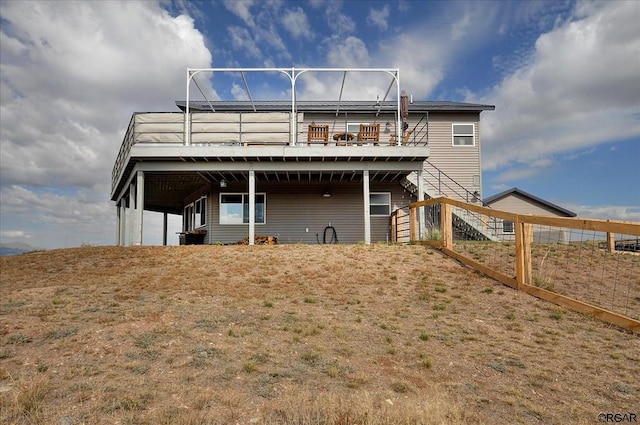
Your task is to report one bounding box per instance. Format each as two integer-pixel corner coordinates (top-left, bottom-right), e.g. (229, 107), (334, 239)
(1, 245), (638, 424)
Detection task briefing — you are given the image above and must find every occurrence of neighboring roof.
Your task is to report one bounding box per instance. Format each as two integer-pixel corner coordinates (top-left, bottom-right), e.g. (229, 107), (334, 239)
(175, 100), (495, 113)
(483, 187), (577, 217)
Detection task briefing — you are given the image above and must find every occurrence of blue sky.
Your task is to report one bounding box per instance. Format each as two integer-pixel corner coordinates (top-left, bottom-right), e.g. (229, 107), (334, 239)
(1, 0), (639, 249)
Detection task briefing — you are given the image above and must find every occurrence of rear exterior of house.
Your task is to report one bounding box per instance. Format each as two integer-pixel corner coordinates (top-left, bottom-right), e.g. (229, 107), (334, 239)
(110, 68), (494, 245)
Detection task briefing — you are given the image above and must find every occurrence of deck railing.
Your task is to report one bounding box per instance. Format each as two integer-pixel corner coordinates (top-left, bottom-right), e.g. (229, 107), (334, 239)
(111, 112), (428, 194)
(392, 197), (640, 332)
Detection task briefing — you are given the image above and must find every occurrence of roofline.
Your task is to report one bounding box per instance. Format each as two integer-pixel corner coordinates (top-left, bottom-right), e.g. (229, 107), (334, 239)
(175, 100), (495, 113)
(483, 187), (577, 217)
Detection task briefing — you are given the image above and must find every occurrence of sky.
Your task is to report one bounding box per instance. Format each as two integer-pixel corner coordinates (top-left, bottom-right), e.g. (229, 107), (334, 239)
(0, 0), (638, 249)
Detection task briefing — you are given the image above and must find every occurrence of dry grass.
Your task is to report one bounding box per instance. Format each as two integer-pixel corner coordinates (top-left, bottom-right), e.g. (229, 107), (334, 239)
(1, 244), (638, 424)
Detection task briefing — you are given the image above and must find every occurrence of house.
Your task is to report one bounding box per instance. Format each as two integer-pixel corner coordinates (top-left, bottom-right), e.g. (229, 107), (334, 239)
(110, 68), (494, 245)
(483, 187), (577, 243)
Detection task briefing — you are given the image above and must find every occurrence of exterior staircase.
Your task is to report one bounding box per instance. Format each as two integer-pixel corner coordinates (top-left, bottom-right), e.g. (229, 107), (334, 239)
(401, 164), (498, 241)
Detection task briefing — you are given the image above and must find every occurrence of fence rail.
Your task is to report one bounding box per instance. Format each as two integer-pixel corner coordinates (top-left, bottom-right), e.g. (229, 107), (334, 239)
(391, 197), (640, 332)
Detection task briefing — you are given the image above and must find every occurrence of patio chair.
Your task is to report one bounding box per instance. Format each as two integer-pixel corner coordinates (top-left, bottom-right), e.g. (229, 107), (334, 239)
(358, 123), (380, 145)
(307, 124), (329, 145)
(389, 129), (414, 145)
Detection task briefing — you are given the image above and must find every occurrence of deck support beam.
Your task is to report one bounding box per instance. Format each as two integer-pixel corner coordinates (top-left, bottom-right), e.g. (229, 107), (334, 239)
(134, 171), (145, 246)
(363, 169), (371, 245)
(163, 212), (168, 246)
(128, 184), (135, 246)
(248, 170), (255, 245)
(118, 201), (126, 246)
(416, 169), (425, 239)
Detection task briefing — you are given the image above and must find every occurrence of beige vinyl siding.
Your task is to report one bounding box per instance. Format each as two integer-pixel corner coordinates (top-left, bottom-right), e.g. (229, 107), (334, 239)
(203, 182), (414, 244)
(423, 112), (482, 201)
(487, 194), (572, 243)
(487, 194), (570, 217)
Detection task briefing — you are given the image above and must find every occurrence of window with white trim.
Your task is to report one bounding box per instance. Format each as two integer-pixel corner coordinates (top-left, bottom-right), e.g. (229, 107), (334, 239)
(183, 196), (207, 232)
(370, 192), (391, 216)
(502, 220), (514, 234)
(452, 123), (475, 146)
(220, 193), (266, 224)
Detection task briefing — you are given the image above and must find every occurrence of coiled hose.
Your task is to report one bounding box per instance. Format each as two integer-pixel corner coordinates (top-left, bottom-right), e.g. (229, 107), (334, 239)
(316, 226), (338, 244)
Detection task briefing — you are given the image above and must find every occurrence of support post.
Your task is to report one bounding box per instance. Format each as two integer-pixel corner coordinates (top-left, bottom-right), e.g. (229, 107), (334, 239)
(116, 203), (121, 246)
(128, 184), (135, 246)
(606, 232), (615, 253)
(409, 207), (417, 242)
(441, 201), (453, 249)
(119, 200), (127, 246)
(135, 171), (144, 245)
(391, 212), (397, 243)
(248, 170), (255, 246)
(163, 212), (168, 246)
(515, 221), (533, 289)
(416, 169), (425, 239)
(363, 169), (371, 244)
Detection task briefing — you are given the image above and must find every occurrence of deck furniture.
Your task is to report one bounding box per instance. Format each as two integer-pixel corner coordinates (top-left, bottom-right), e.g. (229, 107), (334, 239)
(358, 124), (380, 145)
(307, 124), (329, 145)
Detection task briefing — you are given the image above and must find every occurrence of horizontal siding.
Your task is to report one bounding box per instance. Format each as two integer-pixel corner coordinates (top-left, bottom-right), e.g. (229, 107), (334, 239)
(423, 113), (482, 201)
(488, 194), (568, 217)
(201, 182), (415, 244)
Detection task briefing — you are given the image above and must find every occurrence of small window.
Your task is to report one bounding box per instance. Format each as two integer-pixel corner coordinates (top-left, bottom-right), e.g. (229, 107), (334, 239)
(370, 192), (391, 216)
(452, 124), (475, 146)
(183, 205), (193, 232)
(183, 196), (207, 231)
(220, 193), (266, 225)
(195, 197), (206, 227)
(503, 220), (514, 234)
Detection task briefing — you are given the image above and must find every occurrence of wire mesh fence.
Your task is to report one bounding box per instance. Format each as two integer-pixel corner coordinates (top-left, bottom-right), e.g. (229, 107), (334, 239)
(394, 197), (640, 330)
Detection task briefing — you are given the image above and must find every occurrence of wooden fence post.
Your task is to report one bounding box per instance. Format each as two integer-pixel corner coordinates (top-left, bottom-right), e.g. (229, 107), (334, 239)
(606, 232), (615, 253)
(391, 212), (397, 243)
(515, 221), (533, 289)
(409, 207), (417, 242)
(441, 202), (453, 249)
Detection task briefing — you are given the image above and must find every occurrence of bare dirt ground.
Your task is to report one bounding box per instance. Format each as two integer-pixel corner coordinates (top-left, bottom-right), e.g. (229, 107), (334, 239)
(1, 245), (638, 424)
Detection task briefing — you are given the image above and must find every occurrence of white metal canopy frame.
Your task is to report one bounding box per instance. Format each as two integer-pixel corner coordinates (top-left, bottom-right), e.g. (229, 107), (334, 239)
(184, 67), (403, 146)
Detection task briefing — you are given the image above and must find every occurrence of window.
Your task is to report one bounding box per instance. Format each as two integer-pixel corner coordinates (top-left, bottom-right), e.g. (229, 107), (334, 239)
(370, 192), (391, 216)
(347, 122), (361, 136)
(503, 220), (514, 234)
(220, 193), (266, 224)
(452, 124), (475, 146)
(183, 196), (207, 232)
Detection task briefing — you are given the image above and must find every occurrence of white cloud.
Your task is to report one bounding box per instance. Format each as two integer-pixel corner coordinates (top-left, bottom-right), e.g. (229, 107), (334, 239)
(568, 204), (640, 223)
(282, 7), (313, 39)
(0, 1), (212, 247)
(367, 5), (390, 31)
(228, 26), (262, 58)
(469, 0), (640, 172)
(0, 230), (32, 240)
(223, 0), (256, 28)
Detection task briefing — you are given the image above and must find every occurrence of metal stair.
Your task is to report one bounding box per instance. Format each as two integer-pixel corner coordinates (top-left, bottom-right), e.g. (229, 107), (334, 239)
(401, 169), (498, 242)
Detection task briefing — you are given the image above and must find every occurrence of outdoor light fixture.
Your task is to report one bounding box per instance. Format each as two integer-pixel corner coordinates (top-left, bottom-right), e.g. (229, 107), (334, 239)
(220, 179), (227, 188)
(323, 190), (331, 198)
(384, 121), (391, 133)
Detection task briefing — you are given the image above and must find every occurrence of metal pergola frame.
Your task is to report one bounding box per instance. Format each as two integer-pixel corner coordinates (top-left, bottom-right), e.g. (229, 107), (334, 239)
(184, 67), (402, 146)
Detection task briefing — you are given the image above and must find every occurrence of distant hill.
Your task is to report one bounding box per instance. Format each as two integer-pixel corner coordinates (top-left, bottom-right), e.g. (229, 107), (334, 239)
(0, 242), (44, 256)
